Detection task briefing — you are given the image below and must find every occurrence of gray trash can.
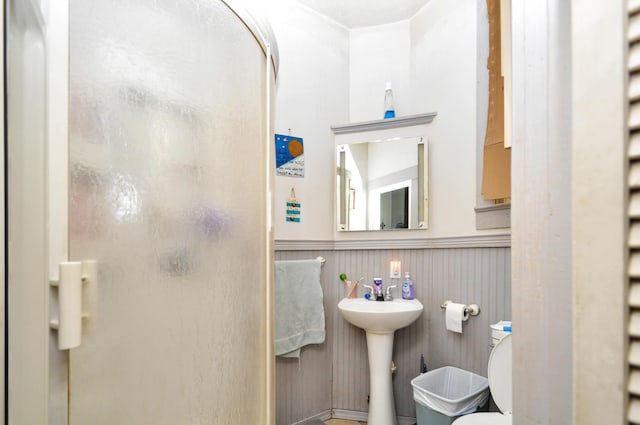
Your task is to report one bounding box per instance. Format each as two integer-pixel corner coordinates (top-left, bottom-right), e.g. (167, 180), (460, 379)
(411, 366), (489, 425)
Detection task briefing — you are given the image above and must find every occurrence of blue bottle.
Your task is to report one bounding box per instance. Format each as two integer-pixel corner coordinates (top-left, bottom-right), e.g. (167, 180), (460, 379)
(402, 272), (414, 300)
(384, 82), (395, 119)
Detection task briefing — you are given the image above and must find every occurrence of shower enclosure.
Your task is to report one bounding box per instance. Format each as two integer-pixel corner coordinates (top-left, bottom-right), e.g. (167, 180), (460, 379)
(6, 0), (277, 423)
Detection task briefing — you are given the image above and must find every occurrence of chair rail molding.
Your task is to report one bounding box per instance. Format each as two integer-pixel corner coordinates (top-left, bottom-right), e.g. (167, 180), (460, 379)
(275, 234), (511, 251)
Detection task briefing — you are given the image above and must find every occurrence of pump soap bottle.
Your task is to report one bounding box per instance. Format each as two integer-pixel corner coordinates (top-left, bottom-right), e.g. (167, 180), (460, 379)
(384, 82), (395, 119)
(402, 272), (414, 300)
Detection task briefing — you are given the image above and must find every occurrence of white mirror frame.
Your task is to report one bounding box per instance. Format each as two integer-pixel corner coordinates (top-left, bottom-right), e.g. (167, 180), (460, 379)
(331, 112), (436, 232)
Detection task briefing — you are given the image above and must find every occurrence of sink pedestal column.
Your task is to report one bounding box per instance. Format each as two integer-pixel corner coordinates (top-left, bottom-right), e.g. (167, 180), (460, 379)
(365, 331), (397, 425)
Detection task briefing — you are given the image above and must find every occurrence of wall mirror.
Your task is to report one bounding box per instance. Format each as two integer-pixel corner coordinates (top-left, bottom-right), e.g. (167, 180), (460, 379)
(336, 135), (428, 231)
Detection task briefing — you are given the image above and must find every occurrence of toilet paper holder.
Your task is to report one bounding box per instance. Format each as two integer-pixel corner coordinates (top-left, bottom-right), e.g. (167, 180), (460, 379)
(440, 300), (480, 316)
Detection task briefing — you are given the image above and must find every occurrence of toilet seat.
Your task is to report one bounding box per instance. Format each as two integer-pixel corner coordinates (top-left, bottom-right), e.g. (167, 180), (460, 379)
(488, 333), (512, 414)
(453, 333), (512, 424)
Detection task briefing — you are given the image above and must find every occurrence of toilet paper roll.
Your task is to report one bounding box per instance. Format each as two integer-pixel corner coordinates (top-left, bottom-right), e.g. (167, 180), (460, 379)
(445, 303), (469, 333)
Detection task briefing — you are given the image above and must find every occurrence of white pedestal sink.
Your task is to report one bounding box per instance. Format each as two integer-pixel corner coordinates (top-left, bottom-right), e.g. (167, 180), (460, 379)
(337, 297), (424, 425)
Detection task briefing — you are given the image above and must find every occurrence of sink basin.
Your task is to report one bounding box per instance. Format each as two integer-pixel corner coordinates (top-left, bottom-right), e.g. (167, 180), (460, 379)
(338, 297), (424, 425)
(338, 297), (423, 334)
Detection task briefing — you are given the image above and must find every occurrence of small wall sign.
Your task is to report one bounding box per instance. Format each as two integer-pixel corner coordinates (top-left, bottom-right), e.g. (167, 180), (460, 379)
(286, 189), (301, 223)
(275, 133), (304, 177)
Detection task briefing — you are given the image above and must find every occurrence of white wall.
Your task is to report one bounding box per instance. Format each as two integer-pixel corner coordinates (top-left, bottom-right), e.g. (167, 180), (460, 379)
(349, 21), (411, 122)
(571, 1), (625, 422)
(267, 1), (350, 241)
(410, 0), (486, 237)
(270, 0), (498, 241)
(511, 1), (626, 423)
(511, 1), (574, 420)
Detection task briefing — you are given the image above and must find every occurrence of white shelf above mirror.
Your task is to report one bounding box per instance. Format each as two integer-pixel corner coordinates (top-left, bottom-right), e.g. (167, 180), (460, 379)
(331, 112), (437, 135)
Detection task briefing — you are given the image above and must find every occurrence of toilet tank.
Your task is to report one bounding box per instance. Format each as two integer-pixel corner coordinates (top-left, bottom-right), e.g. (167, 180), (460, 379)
(490, 320), (512, 347)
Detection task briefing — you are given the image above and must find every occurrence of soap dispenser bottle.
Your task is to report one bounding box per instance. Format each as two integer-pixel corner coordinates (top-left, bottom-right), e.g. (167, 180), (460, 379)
(384, 82), (395, 119)
(402, 272), (414, 300)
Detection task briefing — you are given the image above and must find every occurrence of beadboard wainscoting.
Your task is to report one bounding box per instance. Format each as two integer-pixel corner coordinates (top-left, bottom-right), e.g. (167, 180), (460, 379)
(275, 242), (511, 425)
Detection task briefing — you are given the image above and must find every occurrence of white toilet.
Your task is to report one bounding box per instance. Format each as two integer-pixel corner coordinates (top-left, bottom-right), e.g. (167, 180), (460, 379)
(453, 333), (512, 425)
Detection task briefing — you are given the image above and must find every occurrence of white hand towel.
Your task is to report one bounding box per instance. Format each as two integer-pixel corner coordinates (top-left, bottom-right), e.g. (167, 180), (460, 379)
(274, 259), (325, 358)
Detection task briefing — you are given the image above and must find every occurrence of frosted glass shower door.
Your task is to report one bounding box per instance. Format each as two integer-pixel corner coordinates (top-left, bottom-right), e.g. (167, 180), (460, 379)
(68, 1), (271, 423)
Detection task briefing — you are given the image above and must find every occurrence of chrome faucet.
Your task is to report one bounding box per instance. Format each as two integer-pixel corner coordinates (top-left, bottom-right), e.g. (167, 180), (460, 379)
(364, 283), (397, 301)
(385, 285), (397, 301)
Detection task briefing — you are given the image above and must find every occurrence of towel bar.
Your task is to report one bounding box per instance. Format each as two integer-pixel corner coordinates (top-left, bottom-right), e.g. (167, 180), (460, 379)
(316, 256), (325, 265)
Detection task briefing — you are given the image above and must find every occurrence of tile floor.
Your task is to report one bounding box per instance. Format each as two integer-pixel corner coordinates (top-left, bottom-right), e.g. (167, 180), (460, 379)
(324, 420), (366, 425)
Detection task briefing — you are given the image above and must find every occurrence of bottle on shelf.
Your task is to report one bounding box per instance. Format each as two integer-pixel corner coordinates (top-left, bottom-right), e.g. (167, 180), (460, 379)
(384, 82), (395, 119)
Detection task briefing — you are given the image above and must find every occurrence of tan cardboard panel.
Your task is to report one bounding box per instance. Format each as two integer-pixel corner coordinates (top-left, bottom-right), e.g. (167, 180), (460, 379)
(482, 142), (511, 200)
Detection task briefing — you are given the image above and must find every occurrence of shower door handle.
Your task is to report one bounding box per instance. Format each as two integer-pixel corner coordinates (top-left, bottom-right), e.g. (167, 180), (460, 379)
(49, 260), (97, 350)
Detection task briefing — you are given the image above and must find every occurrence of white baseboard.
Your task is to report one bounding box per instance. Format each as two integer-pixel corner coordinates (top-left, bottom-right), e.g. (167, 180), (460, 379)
(331, 409), (367, 422)
(291, 410), (332, 424)
(397, 416), (417, 425)
(331, 409), (416, 425)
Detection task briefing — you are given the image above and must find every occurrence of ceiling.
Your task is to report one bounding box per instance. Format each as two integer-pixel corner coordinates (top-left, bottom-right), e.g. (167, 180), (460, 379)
(295, 0), (431, 29)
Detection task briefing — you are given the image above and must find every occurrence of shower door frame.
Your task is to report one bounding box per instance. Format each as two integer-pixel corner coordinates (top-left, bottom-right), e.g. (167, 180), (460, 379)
(4, 0), (276, 423)
(5, 0), (72, 422)
(0, 0), (5, 423)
